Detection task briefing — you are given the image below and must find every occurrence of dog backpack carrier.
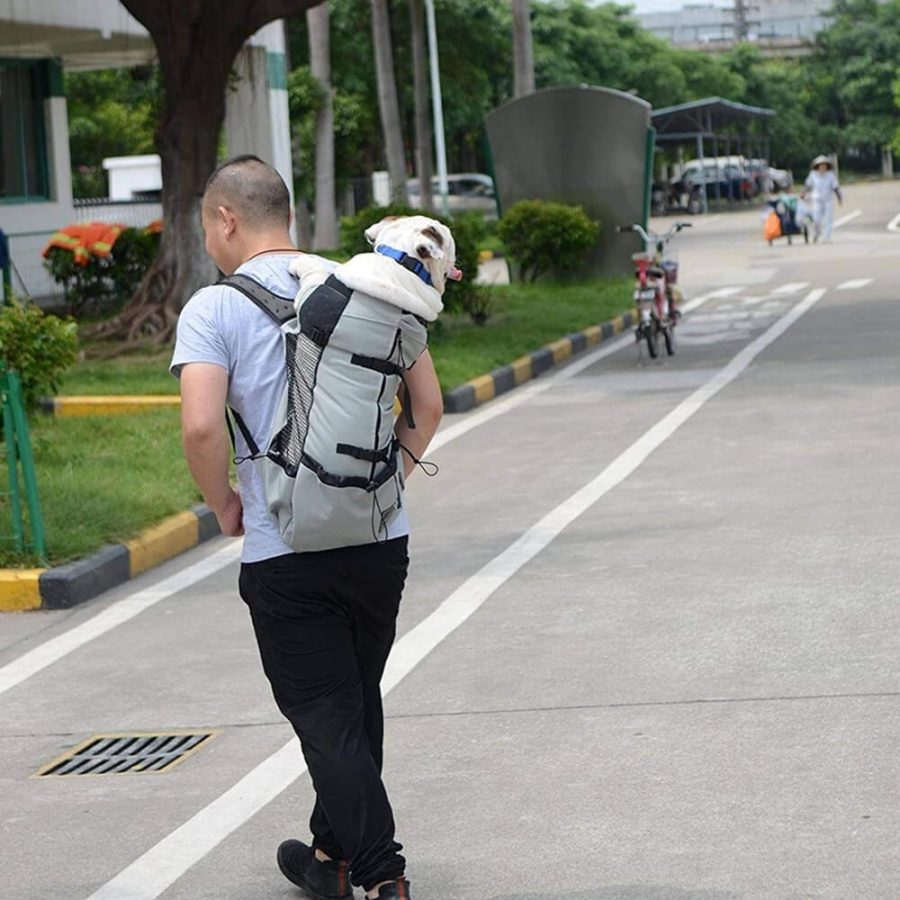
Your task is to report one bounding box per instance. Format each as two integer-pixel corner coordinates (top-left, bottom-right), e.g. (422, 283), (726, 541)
(222, 272), (429, 552)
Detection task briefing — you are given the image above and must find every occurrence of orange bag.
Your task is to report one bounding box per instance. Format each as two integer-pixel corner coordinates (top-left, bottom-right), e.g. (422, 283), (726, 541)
(763, 211), (782, 242)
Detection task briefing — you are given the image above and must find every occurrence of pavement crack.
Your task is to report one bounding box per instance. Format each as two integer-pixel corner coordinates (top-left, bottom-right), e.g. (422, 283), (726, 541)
(385, 689), (900, 720)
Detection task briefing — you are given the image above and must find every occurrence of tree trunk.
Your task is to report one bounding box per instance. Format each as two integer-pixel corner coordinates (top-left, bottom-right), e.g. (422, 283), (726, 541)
(308, 2), (338, 250)
(371, 0), (408, 205)
(96, 0), (320, 346)
(512, 0), (535, 99)
(409, 0), (434, 213)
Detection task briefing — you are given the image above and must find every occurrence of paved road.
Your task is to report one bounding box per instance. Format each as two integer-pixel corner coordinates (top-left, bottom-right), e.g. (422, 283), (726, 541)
(2, 181), (899, 900)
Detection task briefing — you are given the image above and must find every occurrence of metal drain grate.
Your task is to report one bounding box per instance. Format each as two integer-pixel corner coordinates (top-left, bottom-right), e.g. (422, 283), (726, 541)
(35, 731), (220, 777)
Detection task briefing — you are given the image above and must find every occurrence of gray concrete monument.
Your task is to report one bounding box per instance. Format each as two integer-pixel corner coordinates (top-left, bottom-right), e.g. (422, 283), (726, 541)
(486, 86), (652, 276)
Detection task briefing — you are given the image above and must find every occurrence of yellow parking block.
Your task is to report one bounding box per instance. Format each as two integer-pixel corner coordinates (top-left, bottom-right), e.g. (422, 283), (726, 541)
(611, 315), (626, 334)
(53, 396), (181, 417)
(126, 512), (200, 578)
(0, 569), (45, 611)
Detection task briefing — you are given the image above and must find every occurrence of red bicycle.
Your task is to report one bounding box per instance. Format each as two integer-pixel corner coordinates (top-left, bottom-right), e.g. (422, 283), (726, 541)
(618, 221), (691, 358)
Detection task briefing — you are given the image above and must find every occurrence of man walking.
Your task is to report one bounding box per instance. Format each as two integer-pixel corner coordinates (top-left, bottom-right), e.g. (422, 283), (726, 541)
(171, 155), (442, 900)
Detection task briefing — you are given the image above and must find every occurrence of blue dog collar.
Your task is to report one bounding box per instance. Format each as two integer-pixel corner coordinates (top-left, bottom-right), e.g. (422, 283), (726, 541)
(375, 244), (433, 287)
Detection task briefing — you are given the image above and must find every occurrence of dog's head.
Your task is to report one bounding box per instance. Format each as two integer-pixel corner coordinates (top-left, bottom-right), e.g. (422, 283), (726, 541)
(364, 215), (462, 295)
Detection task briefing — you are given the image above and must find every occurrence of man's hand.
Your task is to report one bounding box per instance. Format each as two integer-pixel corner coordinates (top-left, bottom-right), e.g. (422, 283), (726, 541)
(180, 362), (243, 537)
(215, 487), (245, 536)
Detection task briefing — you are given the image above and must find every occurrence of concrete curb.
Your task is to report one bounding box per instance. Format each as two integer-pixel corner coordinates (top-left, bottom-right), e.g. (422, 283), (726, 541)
(0, 504), (221, 612)
(442, 310), (634, 414)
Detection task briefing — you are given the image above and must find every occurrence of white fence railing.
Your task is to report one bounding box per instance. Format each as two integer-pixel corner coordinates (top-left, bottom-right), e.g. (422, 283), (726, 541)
(6, 200), (162, 306)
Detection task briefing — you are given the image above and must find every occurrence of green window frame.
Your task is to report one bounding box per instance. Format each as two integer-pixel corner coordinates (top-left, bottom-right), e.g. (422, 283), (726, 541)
(0, 58), (54, 204)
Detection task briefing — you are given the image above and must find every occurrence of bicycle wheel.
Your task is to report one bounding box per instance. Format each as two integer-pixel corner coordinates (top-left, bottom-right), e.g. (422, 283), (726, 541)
(663, 323), (676, 356)
(645, 322), (660, 358)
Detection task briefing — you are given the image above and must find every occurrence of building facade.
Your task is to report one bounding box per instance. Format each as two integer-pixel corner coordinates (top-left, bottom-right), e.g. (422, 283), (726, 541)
(636, 0), (833, 51)
(0, 1), (292, 300)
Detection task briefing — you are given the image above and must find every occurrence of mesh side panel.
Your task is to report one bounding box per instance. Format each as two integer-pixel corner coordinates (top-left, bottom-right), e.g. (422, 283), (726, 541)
(270, 332), (321, 471)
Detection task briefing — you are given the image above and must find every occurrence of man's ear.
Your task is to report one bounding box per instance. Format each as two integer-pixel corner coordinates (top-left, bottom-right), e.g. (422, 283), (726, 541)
(217, 205), (237, 237)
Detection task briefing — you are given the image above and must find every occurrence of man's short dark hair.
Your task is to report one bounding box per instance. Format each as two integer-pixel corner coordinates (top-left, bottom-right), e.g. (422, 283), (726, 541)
(204, 155), (291, 229)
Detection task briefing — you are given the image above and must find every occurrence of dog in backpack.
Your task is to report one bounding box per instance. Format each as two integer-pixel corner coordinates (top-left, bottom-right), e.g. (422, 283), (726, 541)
(288, 215), (462, 321)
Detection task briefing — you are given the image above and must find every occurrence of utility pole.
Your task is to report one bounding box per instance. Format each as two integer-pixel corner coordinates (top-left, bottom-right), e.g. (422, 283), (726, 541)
(731, 0), (759, 43)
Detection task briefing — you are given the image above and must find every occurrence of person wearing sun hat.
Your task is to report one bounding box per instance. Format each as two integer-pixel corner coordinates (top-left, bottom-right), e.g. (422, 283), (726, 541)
(802, 154), (842, 242)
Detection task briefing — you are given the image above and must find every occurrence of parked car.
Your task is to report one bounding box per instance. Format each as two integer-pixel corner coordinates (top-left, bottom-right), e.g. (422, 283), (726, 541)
(670, 164), (752, 207)
(407, 172), (497, 217)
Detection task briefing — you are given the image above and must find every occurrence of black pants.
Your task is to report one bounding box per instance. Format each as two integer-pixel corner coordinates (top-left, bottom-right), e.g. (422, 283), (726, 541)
(238, 537), (409, 891)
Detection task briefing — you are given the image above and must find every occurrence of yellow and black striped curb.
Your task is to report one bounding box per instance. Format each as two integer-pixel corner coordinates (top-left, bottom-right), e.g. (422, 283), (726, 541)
(40, 395), (181, 417)
(442, 310), (635, 413)
(0, 505), (221, 612)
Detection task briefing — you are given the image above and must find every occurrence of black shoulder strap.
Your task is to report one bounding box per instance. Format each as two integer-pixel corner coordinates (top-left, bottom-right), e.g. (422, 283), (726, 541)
(219, 273), (296, 325)
(219, 273), (294, 459)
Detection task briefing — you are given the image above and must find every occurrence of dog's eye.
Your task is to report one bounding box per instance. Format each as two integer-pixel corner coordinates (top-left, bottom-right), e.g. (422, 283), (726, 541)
(416, 243), (432, 259)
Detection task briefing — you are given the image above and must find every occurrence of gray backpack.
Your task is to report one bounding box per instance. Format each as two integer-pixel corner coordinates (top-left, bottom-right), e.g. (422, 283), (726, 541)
(223, 272), (429, 552)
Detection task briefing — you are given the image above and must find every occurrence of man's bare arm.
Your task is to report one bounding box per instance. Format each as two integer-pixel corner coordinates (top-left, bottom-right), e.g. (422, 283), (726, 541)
(180, 363), (244, 536)
(395, 349), (443, 478)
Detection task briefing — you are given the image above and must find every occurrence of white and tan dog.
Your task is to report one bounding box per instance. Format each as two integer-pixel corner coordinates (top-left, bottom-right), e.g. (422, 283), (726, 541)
(289, 215), (461, 322)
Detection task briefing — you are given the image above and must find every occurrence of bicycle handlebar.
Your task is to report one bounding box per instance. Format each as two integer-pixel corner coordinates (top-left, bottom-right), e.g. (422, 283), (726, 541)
(617, 221), (692, 246)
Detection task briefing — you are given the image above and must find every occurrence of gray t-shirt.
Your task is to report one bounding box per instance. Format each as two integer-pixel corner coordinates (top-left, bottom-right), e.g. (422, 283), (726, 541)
(170, 252), (410, 562)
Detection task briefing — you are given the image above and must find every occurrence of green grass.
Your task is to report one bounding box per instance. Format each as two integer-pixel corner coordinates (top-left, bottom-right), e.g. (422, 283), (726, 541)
(60, 346), (177, 395)
(429, 278), (631, 389)
(0, 409), (201, 567)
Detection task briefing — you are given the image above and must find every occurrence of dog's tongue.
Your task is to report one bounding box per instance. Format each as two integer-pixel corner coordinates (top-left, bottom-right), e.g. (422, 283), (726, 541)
(447, 266), (463, 281)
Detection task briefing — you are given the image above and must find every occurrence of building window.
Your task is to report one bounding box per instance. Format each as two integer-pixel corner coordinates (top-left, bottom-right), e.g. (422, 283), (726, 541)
(0, 60), (50, 202)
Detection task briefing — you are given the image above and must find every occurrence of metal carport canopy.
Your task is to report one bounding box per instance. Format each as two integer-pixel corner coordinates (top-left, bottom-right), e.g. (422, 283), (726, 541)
(650, 97), (776, 212)
(651, 96), (776, 141)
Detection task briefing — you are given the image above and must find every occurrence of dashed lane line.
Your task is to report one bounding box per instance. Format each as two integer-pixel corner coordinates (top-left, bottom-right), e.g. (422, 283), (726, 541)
(833, 209), (862, 229)
(837, 278), (874, 291)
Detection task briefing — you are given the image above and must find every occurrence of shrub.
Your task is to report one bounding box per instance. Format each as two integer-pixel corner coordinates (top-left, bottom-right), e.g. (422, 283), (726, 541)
(0, 300), (79, 412)
(496, 200), (600, 283)
(338, 204), (494, 325)
(108, 227), (160, 305)
(44, 225), (160, 319)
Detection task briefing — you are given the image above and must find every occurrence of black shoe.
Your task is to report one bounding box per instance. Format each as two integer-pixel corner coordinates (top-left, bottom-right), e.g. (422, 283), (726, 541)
(277, 839), (353, 900)
(373, 879), (412, 899)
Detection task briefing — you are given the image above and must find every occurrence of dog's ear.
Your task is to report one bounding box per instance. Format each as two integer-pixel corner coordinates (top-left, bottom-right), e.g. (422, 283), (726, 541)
(416, 226), (446, 261)
(365, 215), (403, 246)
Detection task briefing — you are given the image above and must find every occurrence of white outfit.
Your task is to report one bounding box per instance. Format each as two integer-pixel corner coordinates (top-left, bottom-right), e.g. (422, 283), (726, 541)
(804, 169), (840, 241)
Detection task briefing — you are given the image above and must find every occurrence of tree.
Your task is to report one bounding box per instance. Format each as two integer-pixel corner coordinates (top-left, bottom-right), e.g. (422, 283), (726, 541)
(812, 0), (900, 170)
(371, 0), (408, 203)
(409, 0), (434, 212)
(100, 0), (321, 344)
(308, 2), (338, 249)
(512, 0), (534, 98)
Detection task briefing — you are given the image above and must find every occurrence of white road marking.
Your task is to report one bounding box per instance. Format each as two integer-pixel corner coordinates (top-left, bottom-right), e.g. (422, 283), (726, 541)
(86, 288), (827, 900)
(837, 278), (873, 291)
(888, 212), (900, 234)
(0, 542), (243, 698)
(773, 282), (809, 295)
(833, 209), (861, 229)
(706, 286), (743, 297)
